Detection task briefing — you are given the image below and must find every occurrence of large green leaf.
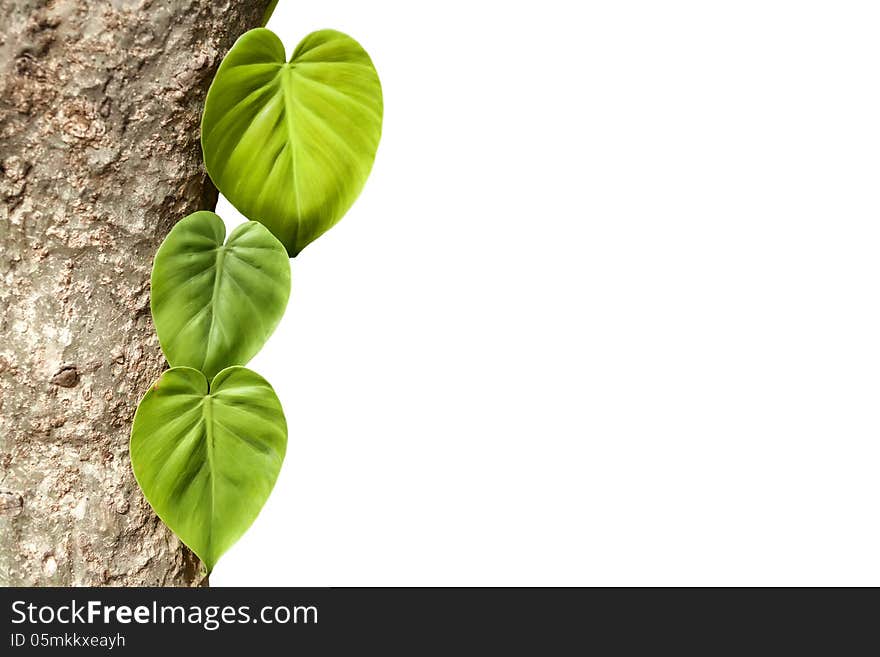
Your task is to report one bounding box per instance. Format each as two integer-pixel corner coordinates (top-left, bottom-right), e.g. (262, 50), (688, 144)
(151, 211), (290, 380)
(201, 28), (383, 256)
(130, 366), (287, 572)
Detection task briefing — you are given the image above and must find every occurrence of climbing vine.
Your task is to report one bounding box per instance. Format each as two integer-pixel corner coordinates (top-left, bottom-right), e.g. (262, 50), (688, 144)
(129, 25), (383, 572)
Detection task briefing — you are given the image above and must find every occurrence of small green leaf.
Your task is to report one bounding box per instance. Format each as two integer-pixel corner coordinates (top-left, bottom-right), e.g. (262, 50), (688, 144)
(151, 211), (290, 380)
(130, 366), (287, 572)
(202, 28), (383, 256)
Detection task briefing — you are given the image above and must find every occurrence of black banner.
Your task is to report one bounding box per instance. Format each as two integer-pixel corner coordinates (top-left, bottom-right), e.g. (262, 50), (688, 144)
(0, 587), (872, 652)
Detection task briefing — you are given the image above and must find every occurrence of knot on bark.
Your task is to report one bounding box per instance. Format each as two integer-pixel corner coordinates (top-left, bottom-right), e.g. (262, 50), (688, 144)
(50, 365), (79, 388)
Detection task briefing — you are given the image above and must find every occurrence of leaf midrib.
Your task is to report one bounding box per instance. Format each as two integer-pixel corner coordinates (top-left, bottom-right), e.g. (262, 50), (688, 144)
(202, 394), (216, 564)
(203, 246), (227, 372)
(279, 65), (303, 237)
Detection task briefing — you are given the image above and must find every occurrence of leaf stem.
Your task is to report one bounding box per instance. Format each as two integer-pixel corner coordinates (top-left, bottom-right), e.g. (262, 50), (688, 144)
(261, 0), (279, 27)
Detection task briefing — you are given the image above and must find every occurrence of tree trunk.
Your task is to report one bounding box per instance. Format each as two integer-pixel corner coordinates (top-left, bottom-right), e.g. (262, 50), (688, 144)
(0, 0), (271, 586)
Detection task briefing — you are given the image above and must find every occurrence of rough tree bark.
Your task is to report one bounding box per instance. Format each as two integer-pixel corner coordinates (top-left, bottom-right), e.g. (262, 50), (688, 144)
(0, 0), (271, 586)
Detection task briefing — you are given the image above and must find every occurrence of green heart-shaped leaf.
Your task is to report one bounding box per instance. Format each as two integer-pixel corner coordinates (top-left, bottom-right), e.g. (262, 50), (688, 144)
(202, 28), (383, 256)
(151, 211), (290, 380)
(130, 366), (287, 572)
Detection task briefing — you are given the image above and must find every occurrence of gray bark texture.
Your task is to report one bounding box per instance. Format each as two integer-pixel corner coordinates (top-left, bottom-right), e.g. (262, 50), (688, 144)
(0, 0), (271, 586)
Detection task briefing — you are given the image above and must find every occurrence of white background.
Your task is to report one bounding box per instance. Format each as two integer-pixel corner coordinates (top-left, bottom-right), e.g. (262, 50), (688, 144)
(212, 1), (880, 585)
